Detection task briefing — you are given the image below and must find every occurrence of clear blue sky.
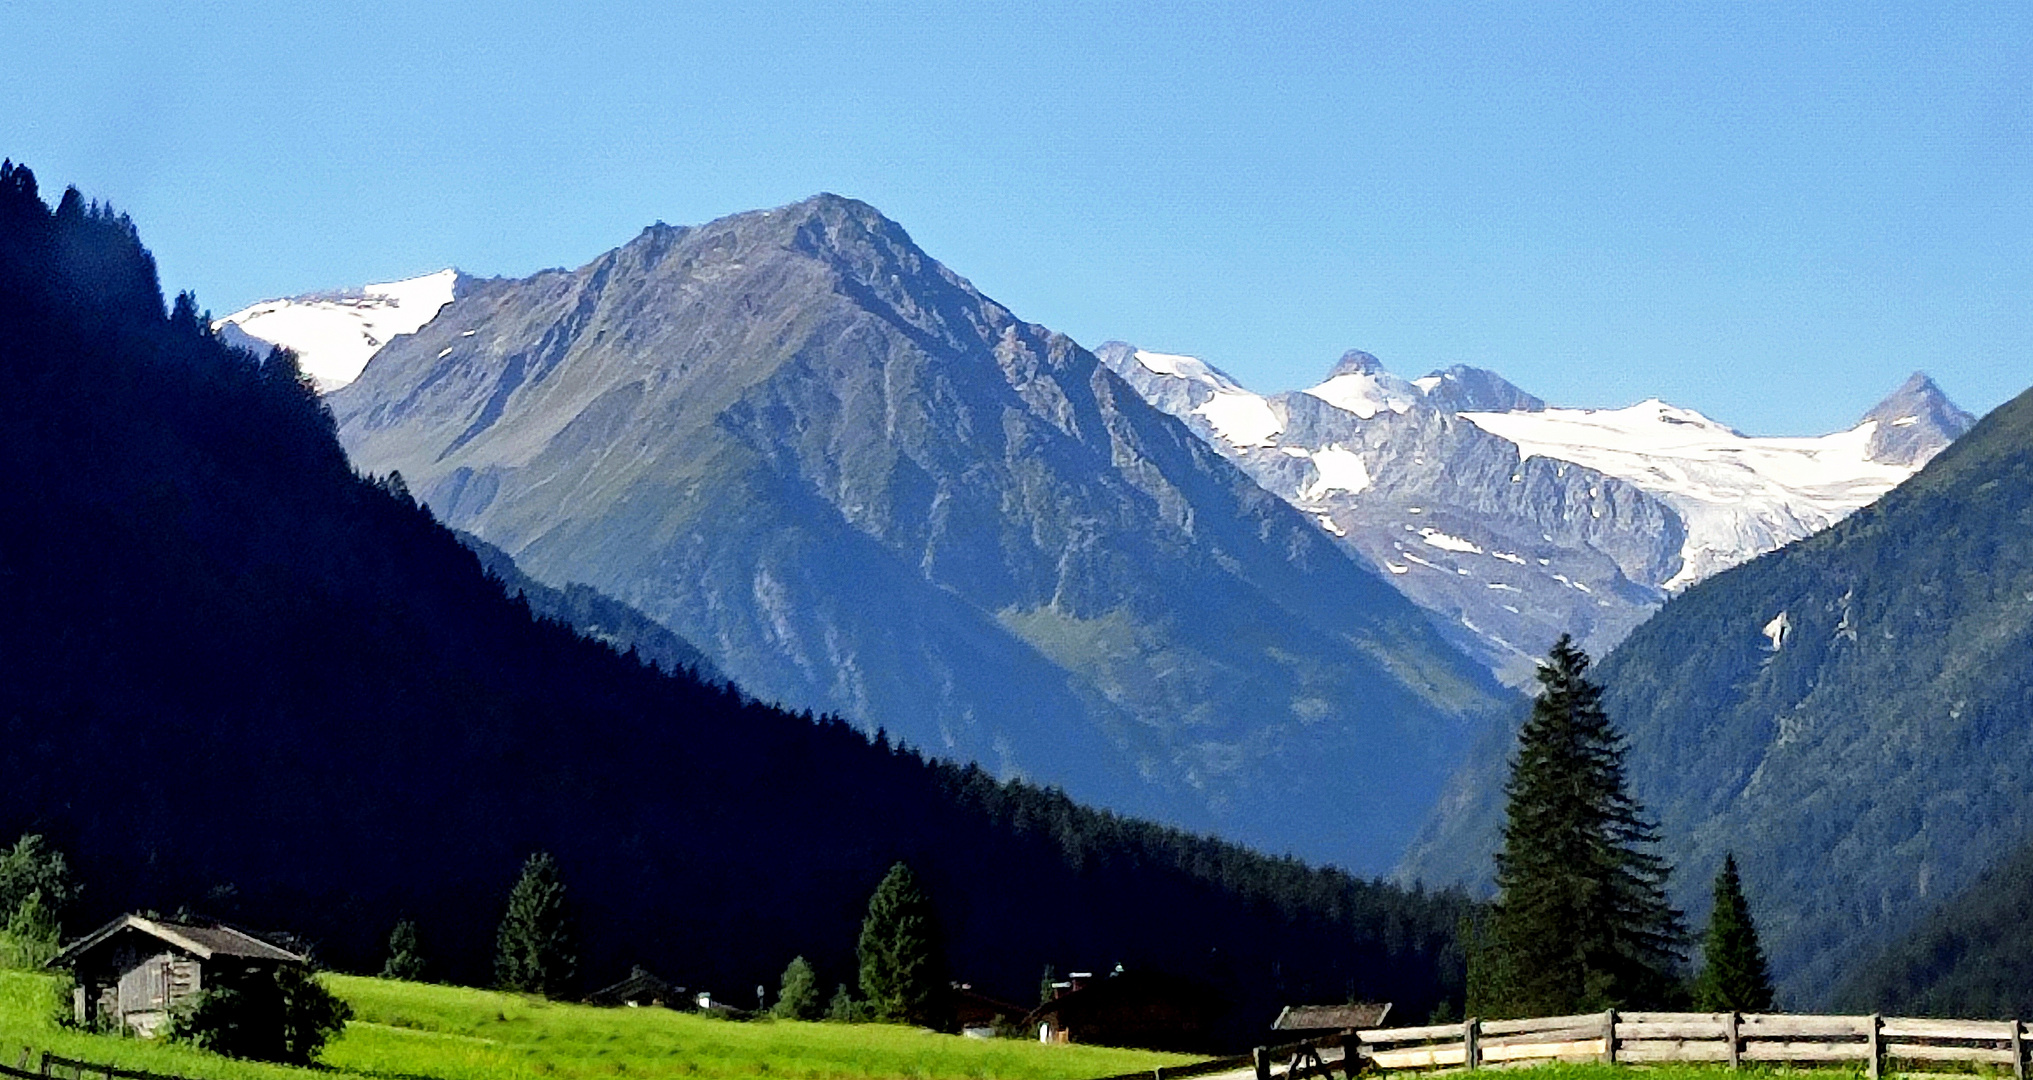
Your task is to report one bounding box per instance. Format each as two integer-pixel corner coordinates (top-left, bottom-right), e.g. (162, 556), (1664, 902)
(6, 1), (2027, 433)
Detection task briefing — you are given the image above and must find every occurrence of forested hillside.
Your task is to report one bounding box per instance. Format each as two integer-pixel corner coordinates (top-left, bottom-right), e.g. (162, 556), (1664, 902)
(1402, 379), (2033, 1006)
(1835, 835), (2033, 1018)
(0, 161), (1468, 1047)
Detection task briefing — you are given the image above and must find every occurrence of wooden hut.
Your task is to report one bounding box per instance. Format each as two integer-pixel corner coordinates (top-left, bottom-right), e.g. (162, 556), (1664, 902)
(51, 914), (306, 1036)
(585, 967), (682, 1008)
(1024, 970), (1222, 1053)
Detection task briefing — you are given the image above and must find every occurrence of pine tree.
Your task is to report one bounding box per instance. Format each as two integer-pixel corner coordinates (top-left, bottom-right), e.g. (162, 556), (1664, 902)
(856, 862), (948, 1027)
(1694, 854), (1774, 1012)
(495, 852), (577, 997)
(1475, 635), (1686, 1016)
(380, 918), (426, 982)
(772, 955), (822, 1020)
(825, 983), (864, 1022)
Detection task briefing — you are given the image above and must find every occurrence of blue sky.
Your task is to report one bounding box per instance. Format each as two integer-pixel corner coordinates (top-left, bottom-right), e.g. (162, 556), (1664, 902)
(6, 1), (2027, 434)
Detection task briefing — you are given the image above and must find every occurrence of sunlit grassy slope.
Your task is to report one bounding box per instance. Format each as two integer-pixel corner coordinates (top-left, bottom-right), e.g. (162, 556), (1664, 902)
(0, 971), (1192, 1080)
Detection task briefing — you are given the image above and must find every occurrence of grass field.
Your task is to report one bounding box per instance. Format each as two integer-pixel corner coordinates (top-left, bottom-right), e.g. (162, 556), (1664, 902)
(0, 970), (1194, 1080)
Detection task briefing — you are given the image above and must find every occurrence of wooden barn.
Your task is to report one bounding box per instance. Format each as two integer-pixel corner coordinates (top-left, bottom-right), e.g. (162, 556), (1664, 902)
(51, 914), (306, 1036)
(585, 967), (683, 1008)
(1025, 970), (1223, 1053)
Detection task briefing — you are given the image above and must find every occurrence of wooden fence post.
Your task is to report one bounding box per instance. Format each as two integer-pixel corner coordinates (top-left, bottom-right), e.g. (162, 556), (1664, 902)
(37, 1049), (49, 1078)
(1253, 1045), (1270, 1080)
(1867, 1014), (1883, 1080)
(1726, 1012), (1741, 1070)
(1603, 1009), (1618, 1065)
(1464, 1018), (1479, 1071)
(2013, 1018), (2025, 1080)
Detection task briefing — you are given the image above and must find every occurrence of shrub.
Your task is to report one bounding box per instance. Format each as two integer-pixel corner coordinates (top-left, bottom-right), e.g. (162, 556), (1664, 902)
(168, 963), (352, 1064)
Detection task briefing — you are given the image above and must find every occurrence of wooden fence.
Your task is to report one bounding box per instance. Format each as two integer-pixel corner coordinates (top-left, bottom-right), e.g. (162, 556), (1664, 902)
(0, 1049), (197, 1080)
(1098, 1012), (2033, 1080)
(1264, 1012), (2031, 1080)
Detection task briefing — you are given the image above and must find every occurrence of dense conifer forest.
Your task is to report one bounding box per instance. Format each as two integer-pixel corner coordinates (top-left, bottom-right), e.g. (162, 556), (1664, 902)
(1834, 835), (2033, 1018)
(0, 162), (1473, 1048)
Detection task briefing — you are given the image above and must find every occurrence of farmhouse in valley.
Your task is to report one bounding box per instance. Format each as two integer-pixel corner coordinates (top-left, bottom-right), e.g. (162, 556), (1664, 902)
(1025, 969), (1222, 1053)
(584, 966), (683, 1008)
(51, 914), (306, 1036)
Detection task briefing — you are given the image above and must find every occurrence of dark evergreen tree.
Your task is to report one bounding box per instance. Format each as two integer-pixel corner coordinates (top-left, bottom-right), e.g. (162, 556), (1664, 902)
(380, 918), (426, 982)
(825, 983), (865, 1022)
(1473, 635), (1686, 1017)
(495, 852), (577, 997)
(1694, 854), (1773, 1012)
(772, 955), (822, 1020)
(856, 862), (948, 1027)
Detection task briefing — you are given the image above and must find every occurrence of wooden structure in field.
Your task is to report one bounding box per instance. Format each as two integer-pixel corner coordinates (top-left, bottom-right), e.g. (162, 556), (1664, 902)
(1086, 1009), (2033, 1080)
(584, 967), (682, 1008)
(50, 914), (305, 1036)
(1026, 970), (1224, 1053)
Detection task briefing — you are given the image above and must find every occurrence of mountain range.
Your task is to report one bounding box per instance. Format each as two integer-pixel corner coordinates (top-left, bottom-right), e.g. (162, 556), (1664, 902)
(1401, 379), (2033, 1007)
(284, 195), (1514, 872)
(1098, 343), (1971, 684)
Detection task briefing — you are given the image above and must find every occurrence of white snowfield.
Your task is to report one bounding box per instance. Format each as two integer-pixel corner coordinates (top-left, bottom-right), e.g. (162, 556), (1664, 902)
(1304, 368), (1422, 419)
(1135, 349), (1284, 447)
(1459, 401), (1915, 588)
(216, 269), (457, 392)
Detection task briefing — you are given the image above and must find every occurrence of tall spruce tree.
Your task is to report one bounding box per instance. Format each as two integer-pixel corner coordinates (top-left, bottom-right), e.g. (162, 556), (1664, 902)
(495, 852), (577, 997)
(773, 955), (822, 1020)
(1472, 635), (1686, 1017)
(1694, 854), (1774, 1012)
(381, 918), (426, 982)
(856, 862), (948, 1027)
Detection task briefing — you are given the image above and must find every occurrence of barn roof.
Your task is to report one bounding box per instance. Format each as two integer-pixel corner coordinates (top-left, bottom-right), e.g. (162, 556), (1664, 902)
(1272, 1003), (1393, 1031)
(51, 914), (306, 968)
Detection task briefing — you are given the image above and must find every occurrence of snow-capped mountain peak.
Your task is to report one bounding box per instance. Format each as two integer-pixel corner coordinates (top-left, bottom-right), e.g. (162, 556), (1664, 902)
(215, 269), (459, 392)
(1098, 339), (1973, 684)
(1303, 352), (1424, 419)
(1860, 371), (1976, 466)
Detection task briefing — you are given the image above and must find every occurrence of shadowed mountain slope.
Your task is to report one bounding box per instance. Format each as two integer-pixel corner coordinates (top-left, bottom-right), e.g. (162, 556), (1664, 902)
(1400, 381), (2033, 1006)
(327, 194), (1514, 870)
(0, 161), (1474, 1046)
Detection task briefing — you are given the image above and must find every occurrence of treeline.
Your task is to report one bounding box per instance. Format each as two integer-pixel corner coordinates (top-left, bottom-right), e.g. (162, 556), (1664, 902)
(0, 160), (1468, 1049)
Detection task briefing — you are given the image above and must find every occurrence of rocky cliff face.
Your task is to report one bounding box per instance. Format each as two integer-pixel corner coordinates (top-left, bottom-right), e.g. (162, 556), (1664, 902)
(325, 195), (1513, 870)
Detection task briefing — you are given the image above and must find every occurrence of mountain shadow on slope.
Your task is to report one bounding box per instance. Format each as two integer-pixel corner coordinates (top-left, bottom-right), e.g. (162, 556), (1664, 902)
(0, 161), (1474, 1048)
(1400, 379), (2033, 1007)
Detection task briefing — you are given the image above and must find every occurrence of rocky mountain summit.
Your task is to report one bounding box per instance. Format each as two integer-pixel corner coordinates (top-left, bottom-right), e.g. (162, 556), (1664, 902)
(1098, 343), (1971, 684)
(317, 195), (1513, 870)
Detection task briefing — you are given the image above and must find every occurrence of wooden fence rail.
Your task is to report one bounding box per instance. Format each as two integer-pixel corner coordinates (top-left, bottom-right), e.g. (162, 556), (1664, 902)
(1090, 1012), (2033, 1080)
(1249, 1011), (2033, 1079)
(3, 1049), (195, 1080)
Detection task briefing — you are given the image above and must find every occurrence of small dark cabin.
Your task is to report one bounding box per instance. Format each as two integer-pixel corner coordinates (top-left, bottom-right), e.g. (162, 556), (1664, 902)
(1272, 1002), (1393, 1038)
(1025, 970), (1223, 1053)
(585, 967), (682, 1008)
(52, 914), (306, 1037)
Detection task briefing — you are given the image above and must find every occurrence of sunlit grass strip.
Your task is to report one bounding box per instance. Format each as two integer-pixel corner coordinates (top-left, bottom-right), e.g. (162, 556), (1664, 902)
(0, 970), (1194, 1080)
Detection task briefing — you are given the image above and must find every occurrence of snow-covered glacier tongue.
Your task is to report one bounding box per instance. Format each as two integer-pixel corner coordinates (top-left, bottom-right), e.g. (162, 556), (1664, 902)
(215, 269), (461, 392)
(1096, 341), (1973, 685)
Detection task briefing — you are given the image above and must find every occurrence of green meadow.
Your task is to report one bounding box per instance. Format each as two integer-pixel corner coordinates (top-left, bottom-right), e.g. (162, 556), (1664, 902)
(0, 971), (1192, 1080)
